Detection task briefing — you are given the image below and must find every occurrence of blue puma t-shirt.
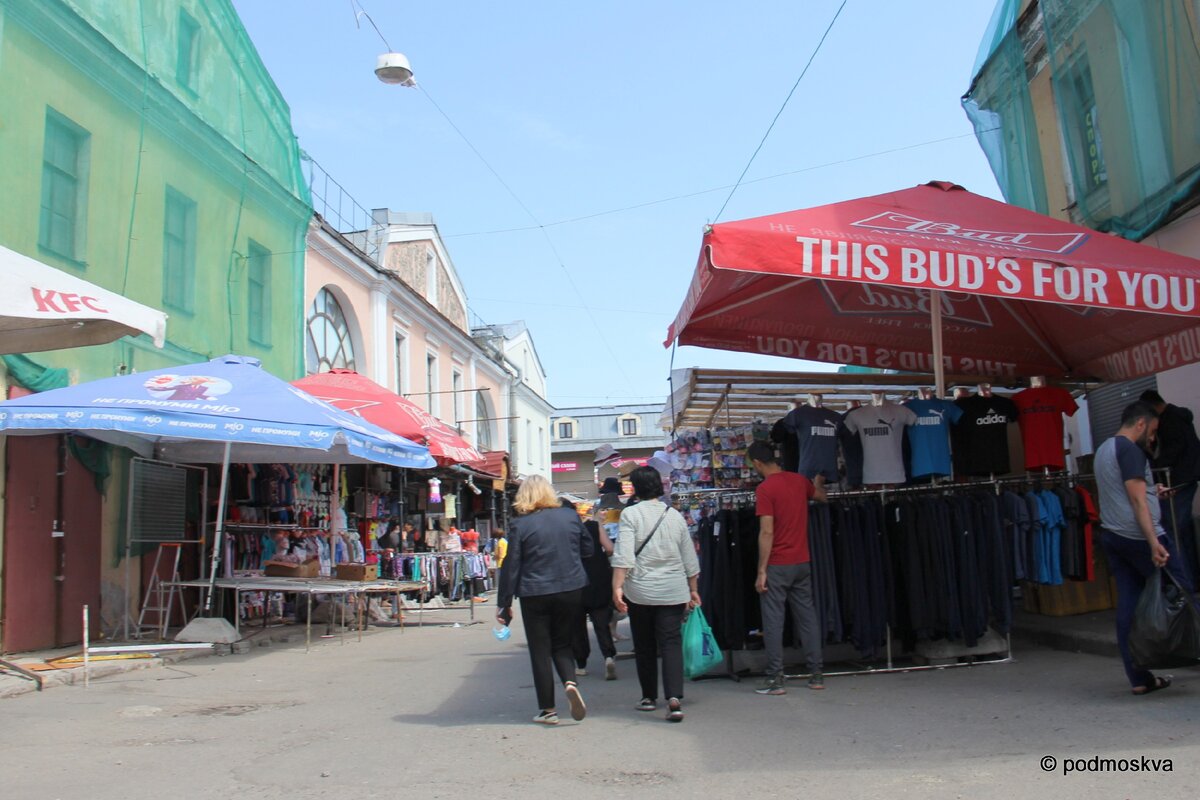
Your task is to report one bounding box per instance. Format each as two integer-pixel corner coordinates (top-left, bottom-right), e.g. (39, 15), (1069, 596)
(903, 399), (963, 478)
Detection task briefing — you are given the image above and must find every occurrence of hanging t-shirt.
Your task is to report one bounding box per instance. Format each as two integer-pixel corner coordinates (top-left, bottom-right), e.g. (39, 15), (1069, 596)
(1013, 386), (1078, 470)
(954, 394), (1020, 476)
(783, 405), (842, 482)
(903, 399), (963, 478)
(842, 402), (917, 485)
(838, 412), (864, 488)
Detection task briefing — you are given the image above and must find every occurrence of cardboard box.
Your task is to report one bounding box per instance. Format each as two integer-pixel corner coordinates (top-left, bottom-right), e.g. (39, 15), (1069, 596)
(264, 560), (320, 578)
(335, 563), (379, 581)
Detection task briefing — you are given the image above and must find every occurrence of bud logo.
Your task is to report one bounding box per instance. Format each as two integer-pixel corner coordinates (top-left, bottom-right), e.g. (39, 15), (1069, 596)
(850, 212), (1089, 255)
(821, 283), (992, 327)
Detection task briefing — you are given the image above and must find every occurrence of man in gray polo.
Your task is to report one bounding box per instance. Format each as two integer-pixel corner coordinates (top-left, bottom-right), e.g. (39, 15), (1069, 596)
(1095, 401), (1194, 695)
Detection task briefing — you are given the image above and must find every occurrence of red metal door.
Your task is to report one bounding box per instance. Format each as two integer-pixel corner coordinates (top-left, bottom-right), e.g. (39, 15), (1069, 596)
(2, 436), (102, 652)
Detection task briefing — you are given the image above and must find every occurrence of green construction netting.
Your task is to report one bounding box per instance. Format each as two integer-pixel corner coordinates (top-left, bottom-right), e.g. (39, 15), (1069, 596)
(2, 353), (70, 392)
(964, 0), (1200, 240)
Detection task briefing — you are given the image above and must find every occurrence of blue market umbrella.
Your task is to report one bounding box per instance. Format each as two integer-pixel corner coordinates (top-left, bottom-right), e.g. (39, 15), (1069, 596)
(0, 355), (434, 609)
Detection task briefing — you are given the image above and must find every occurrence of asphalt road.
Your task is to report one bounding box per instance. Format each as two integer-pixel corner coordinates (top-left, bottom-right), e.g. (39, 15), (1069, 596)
(2, 617), (1198, 800)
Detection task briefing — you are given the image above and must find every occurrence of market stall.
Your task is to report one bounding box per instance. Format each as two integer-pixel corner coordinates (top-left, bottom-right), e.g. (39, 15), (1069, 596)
(662, 182), (1200, 677)
(0, 354), (435, 641)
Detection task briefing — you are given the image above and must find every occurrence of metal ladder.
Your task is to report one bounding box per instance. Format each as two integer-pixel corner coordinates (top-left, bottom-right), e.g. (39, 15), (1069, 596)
(136, 543), (183, 640)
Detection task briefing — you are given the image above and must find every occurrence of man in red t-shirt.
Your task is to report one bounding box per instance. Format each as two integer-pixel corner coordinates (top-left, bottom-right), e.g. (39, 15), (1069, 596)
(748, 441), (828, 695)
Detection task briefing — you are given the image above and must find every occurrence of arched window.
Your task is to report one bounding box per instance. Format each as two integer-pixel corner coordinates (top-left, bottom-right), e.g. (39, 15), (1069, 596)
(475, 391), (493, 452)
(305, 288), (357, 374)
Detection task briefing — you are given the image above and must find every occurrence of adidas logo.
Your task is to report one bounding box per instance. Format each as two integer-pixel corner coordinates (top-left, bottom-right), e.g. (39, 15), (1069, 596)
(976, 412), (1007, 425)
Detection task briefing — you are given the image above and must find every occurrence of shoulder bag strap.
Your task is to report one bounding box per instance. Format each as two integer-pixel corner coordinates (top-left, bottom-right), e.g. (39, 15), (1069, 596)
(635, 506), (671, 558)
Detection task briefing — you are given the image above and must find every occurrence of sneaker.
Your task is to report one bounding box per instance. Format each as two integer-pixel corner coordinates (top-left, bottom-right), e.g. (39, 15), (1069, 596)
(666, 697), (684, 723)
(576, 666), (588, 676)
(532, 710), (559, 725)
(564, 681), (587, 721)
(604, 657), (617, 681)
(807, 673), (825, 690)
(755, 675), (787, 695)
(636, 698), (657, 712)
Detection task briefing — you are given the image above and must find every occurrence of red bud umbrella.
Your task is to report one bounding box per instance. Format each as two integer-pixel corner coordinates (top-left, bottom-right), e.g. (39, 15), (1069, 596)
(293, 369), (483, 466)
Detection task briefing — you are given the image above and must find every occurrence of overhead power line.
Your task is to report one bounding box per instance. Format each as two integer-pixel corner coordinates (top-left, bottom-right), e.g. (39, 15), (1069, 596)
(714, 0), (849, 223)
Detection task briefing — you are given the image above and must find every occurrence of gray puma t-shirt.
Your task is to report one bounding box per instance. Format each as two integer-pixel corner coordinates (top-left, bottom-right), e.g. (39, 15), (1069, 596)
(843, 402), (917, 485)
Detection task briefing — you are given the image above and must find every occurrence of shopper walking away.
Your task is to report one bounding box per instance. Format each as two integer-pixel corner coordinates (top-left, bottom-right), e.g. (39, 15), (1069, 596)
(573, 513), (618, 679)
(612, 467), (700, 722)
(747, 440), (829, 695)
(1140, 389), (1200, 584)
(1095, 401), (1194, 695)
(496, 476), (592, 724)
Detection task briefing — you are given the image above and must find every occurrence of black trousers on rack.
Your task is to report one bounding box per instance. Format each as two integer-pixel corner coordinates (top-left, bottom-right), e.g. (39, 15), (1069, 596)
(519, 589), (582, 710)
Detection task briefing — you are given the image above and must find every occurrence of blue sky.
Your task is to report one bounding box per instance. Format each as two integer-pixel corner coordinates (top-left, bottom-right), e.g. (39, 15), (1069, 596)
(232, 0), (1003, 409)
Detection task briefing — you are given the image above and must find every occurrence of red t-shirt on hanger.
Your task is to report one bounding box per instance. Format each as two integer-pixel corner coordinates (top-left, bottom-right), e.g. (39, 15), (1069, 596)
(1013, 386), (1078, 470)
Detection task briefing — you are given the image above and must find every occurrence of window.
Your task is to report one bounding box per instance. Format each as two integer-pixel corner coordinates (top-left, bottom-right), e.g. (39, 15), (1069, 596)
(39, 109), (89, 263)
(425, 247), (438, 305)
(526, 421), (533, 465)
(162, 187), (196, 311)
(538, 427), (545, 462)
(305, 288), (357, 373)
(452, 370), (463, 426)
(621, 416), (639, 436)
(247, 239), (271, 346)
(393, 331), (406, 394)
(475, 391), (493, 451)
(176, 10), (201, 91)
(425, 353), (438, 417)
(558, 421), (574, 439)
(1062, 53), (1107, 196)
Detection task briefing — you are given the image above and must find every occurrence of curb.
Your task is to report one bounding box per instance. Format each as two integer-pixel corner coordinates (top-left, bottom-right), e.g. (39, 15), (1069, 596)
(0, 648), (213, 700)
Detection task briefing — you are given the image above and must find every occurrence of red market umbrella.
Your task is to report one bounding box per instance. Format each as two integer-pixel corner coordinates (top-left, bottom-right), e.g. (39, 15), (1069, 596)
(666, 182), (1200, 386)
(293, 369), (483, 466)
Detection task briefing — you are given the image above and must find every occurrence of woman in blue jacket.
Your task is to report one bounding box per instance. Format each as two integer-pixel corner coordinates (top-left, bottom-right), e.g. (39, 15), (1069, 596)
(497, 475), (593, 725)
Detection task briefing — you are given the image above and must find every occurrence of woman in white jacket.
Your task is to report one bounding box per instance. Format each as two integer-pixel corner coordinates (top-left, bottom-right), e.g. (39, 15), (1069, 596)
(611, 467), (701, 723)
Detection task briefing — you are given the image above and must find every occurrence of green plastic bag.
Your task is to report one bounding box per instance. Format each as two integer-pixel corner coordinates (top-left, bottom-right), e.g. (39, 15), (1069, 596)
(682, 607), (724, 679)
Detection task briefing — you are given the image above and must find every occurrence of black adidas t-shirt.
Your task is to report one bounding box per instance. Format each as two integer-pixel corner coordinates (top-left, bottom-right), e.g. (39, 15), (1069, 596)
(953, 394), (1019, 475)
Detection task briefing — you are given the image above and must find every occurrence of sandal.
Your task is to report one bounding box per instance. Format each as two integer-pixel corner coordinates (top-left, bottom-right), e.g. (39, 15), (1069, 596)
(1131, 675), (1172, 696)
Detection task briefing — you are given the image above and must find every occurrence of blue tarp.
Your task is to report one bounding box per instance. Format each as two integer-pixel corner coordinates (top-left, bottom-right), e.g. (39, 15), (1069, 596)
(0, 354), (434, 469)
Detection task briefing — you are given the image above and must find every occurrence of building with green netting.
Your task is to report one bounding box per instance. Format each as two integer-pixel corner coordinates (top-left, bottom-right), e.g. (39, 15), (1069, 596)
(964, 1), (1200, 443)
(0, 0), (311, 651)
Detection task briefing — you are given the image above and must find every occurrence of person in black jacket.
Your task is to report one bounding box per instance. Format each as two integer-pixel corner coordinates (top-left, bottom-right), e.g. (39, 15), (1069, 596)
(570, 505), (618, 680)
(497, 476), (593, 725)
(1141, 390), (1200, 583)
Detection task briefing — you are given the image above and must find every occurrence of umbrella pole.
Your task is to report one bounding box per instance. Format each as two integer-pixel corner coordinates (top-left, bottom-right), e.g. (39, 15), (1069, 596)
(930, 290), (946, 398)
(204, 441), (233, 613)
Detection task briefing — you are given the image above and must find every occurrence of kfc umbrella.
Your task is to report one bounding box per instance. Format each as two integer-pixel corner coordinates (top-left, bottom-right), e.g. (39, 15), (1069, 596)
(667, 182), (1200, 391)
(0, 244), (167, 352)
(292, 368), (483, 466)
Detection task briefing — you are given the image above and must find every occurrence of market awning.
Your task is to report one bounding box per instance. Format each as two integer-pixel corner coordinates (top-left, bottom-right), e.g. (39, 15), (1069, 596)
(0, 244), (167, 353)
(465, 450), (510, 481)
(666, 182), (1200, 383)
(292, 369), (483, 467)
(659, 367), (1091, 431)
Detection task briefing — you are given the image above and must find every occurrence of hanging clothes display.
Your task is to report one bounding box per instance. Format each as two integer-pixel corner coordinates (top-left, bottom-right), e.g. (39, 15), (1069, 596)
(953, 393), (1020, 476)
(903, 398), (963, 478)
(1013, 385), (1079, 470)
(842, 402), (917, 485)
(782, 404), (843, 482)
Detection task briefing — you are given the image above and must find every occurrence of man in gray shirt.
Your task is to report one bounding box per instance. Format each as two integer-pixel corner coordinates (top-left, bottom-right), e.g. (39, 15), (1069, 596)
(1095, 401), (1193, 695)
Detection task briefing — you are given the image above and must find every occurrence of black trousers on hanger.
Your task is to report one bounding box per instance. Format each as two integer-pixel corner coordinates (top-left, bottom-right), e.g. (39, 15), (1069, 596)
(519, 589), (582, 710)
